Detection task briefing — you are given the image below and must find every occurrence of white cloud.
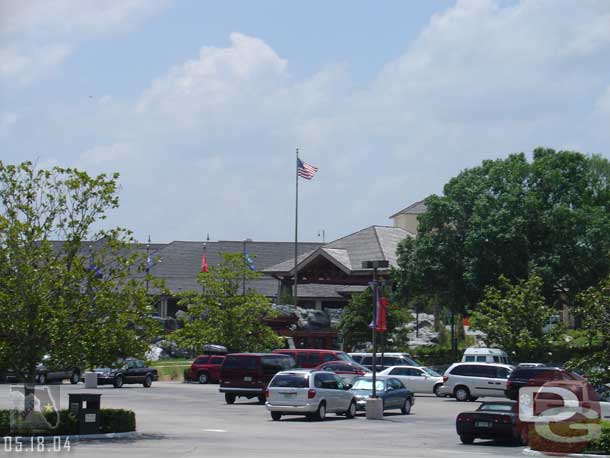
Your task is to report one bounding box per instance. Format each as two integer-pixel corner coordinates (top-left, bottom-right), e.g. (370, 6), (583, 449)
(22, 1), (610, 242)
(0, 44), (71, 84)
(0, 0), (168, 86)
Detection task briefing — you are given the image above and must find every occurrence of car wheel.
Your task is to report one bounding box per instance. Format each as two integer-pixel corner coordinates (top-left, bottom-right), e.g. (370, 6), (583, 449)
(345, 401), (356, 419)
(460, 435), (475, 444)
(70, 371), (80, 385)
(198, 372), (209, 384)
(143, 375), (153, 388)
(433, 384), (443, 397)
(113, 375), (124, 388)
(38, 373), (47, 385)
(454, 386), (471, 402)
(271, 412), (282, 421)
(225, 393), (236, 404)
(314, 402), (326, 421)
(401, 398), (412, 415)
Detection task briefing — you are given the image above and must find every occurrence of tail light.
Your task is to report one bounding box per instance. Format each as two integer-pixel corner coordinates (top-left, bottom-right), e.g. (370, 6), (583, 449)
(443, 376), (449, 384)
(307, 389), (316, 399)
(356, 370), (366, 376)
(493, 415), (511, 424)
(457, 414), (474, 422)
(506, 380), (512, 390)
(265, 388), (269, 398)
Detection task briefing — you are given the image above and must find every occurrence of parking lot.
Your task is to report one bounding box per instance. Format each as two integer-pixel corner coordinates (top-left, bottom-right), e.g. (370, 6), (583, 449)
(0, 382), (525, 457)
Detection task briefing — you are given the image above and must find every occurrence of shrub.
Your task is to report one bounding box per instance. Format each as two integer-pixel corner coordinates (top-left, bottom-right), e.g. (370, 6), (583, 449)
(584, 420), (610, 455)
(0, 409), (135, 436)
(99, 409), (136, 434)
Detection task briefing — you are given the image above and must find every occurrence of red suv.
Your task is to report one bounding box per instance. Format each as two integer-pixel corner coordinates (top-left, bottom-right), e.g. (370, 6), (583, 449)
(272, 349), (355, 368)
(188, 355), (225, 384)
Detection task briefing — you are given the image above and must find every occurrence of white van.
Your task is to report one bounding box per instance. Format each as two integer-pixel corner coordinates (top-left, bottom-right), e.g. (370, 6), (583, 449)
(461, 348), (510, 364)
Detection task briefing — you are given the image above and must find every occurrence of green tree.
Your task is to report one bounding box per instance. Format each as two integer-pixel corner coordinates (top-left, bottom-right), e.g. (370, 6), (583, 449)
(394, 148), (610, 313)
(172, 253), (281, 352)
(568, 272), (610, 384)
(338, 287), (412, 350)
(0, 161), (158, 388)
(469, 275), (558, 361)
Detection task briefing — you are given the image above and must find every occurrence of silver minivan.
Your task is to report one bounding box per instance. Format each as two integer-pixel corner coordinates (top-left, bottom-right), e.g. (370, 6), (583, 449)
(438, 362), (514, 401)
(265, 370), (357, 421)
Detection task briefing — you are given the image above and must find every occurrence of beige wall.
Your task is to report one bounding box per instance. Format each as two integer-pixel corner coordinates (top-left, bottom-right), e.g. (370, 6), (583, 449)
(393, 213), (419, 234)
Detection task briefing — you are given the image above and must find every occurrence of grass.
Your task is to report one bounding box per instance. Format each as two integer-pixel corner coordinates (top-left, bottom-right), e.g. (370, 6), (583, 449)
(149, 359), (192, 382)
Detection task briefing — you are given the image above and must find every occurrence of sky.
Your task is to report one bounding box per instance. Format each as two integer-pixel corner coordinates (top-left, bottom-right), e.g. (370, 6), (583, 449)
(1, 0), (610, 244)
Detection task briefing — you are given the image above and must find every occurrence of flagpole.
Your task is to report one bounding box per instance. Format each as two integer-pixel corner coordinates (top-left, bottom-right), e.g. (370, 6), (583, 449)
(294, 147), (299, 307)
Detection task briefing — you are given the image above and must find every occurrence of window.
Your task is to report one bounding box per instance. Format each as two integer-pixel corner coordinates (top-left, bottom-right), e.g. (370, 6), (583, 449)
(493, 356), (500, 363)
(476, 356), (487, 362)
(388, 378), (403, 390)
(261, 356), (284, 375)
(210, 357), (224, 365)
(464, 356), (475, 362)
(223, 356), (257, 370)
(352, 379), (385, 391)
(422, 367), (441, 377)
(296, 352), (318, 366)
(135, 360), (145, 369)
(479, 403), (514, 412)
(323, 363), (339, 371)
(321, 353), (336, 363)
(270, 374), (309, 388)
(361, 357), (373, 366)
(194, 357), (209, 365)
(496, 367), (511, 379)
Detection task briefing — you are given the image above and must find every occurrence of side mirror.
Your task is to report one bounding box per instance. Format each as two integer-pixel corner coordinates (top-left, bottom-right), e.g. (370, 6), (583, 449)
(386, 386), (394, 392)
(344, 383), (352, 390)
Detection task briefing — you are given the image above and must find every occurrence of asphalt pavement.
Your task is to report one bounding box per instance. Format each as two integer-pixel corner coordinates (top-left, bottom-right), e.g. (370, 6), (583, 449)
(0, 382), (525, 457)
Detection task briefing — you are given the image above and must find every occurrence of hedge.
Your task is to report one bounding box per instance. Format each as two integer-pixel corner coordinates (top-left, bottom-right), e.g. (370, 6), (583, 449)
(584, 420), (610, 455)
(0, 409), (135, 436)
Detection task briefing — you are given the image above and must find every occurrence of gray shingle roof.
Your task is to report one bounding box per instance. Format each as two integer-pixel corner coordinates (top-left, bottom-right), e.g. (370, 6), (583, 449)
(389, 199), (428, 218)
(144, 240), (321, 294)
(264, 225), (411, 275)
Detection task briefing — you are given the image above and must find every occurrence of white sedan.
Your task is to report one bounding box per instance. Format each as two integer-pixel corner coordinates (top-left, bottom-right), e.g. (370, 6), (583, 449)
(378, 366), (444, 396)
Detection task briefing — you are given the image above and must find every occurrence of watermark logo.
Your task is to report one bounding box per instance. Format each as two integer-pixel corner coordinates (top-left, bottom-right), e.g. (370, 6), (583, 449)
(517, 376), (604, 454)
(9, 384), (61, 433)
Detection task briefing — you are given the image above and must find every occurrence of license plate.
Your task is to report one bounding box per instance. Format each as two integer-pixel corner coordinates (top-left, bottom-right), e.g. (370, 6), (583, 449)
(244, 376), (252, 381)
(282, 392), (296, 398)
(475, 421), (492, 428)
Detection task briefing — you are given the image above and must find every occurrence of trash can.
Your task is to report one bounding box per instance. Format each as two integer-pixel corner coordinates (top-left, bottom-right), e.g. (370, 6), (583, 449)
(68, 393), (101, 435)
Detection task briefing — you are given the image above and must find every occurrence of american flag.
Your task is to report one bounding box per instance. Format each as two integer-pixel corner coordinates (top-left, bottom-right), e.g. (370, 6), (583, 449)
(297, 158), (318, 180)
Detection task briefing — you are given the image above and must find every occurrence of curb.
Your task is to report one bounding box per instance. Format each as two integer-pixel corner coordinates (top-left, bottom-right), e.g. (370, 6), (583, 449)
(523, 447), (608, 457)
(5, 431), (141, 443)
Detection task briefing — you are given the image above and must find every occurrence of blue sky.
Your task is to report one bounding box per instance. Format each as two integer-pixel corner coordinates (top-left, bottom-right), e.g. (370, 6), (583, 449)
(2, 0), (610, 244)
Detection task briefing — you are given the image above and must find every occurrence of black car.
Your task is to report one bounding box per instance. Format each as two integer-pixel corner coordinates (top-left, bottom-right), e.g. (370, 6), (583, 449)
(456, 400), (523, 445)
(36, 356), (81, 385)
(504, 366), (582, 400)
(94, 358), (158, 388)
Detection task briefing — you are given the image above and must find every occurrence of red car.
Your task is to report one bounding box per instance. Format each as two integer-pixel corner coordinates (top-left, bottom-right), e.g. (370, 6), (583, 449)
(315, 361), (371, 385)
(188, 355), (225, 384)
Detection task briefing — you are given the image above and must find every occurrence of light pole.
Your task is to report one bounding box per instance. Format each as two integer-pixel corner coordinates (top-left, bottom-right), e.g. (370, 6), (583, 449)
(362, 260), (389, 420)
(242, 238), (252, 295)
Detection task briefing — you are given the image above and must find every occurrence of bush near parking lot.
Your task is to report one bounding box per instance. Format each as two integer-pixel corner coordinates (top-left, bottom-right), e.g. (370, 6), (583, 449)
(0, 409), (135, 436)
(584, 420), (610, 455)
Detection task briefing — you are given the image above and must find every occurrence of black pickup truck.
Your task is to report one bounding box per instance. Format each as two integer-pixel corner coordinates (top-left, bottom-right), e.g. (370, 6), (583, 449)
(93, 358), (158, 388)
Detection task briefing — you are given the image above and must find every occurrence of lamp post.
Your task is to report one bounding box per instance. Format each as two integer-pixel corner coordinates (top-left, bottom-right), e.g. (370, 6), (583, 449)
(362, 260), (389, 420)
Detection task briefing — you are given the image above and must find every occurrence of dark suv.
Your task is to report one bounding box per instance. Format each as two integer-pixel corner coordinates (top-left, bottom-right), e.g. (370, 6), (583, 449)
(504, 366), (582, 400)
(219, 353), (295, 404)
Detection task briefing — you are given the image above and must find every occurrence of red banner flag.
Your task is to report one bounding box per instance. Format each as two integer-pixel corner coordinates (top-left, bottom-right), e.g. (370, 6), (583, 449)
(201, 253), (209, 273)
(377, 296), (388, 332)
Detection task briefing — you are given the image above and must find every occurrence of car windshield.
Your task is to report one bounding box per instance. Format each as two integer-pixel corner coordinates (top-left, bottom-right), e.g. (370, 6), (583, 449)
(478, 403), (514, 412)
(352, 379), (385, 391)
(422, 367), (441, 377)
(270, 374), (309, 388)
